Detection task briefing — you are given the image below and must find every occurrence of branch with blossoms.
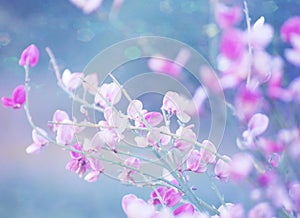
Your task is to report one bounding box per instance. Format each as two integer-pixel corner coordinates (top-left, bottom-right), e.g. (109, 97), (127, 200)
(3, 1), (300, 218)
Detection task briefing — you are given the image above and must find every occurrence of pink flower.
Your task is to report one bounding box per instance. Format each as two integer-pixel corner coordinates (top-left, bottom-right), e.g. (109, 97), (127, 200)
(127, 100), (163, 127)
(200, 140), (217, 164)
(51, 110), (70, 132)
(199, 65), (223, 94)
(82, 73), (98, 95)
(148, 58), (182, 77)
(148, 49), (190, 77)
(229, 153), (253, 181)
(26, 128), (49, 154)
(288, 77), (300, 102)
(257, 172), (276, 187)
(62, 69), (83, 91)
(94, 82), (121, 108)
(217, 203), (244, 218)
(234, 85), (262, 121)
(56, 120), (75, 145)
(243, 113), (269, 139)
(173, 203), (194, 216)
(289, 182), (300, 211)
(220, 29), (245, 61)
(215, 3), (242, 29)
(1, 85), (26, 109)
(241, 113), (269, 149)
(257, 138), (284, 155)
(143, 112), (163, 127)
(214, 156), (231, 182)
(186, 149), (205, 173)
(281, 16), (300, 43)
(267, 57), (292, 101)
(248, 202), (273, 218)
(122, 194), (155, 218)
(162, 91), (192, 123)
(149, 186), (182, 207)
(285, 49), (300, 67)
(153, 208), (174, 218)
(246, 17), (274, 50)
(19, 44), (39, 67)
(174, 125), (197, 151)
(102, 108), (128, 140)
(66, 144), (91, 178)
(147, 126), (171, 147)
(118, 157), (141, 183)
(252, 51), (272, 83)
(192, 86), (207, 114)
(127, 100), (145, 120)
(92, 129), (118, 151)
(284, 34), (300, 66)
(84, 158), (103, 182)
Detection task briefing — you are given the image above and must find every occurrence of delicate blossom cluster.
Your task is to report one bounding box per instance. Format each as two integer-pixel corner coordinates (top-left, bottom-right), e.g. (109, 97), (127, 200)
(3, 1), (300, 218)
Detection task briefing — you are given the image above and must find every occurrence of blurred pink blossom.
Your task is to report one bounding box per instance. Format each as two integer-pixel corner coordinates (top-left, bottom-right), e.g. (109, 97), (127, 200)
(70, 0), (103, 14)
(229, 153), (253, 181)
(220, 29), (245, 61)
(122, 194), (155, 218)
(213, 203), (244, 218)
(248, 202), (273, 218)
(148, 49), (190, 77)
(215, 3), (242, 29)
(281, 16), (300, 43)
(246, 16), (274, 50)
(234, 85), (262, 121)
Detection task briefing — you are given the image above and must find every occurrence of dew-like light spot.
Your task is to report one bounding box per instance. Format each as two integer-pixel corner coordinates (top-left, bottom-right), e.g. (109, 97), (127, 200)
(77, 28), (95, 42)
(0, 32), (11, 47)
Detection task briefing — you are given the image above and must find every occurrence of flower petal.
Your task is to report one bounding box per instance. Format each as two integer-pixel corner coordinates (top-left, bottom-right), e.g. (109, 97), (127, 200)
(19, 44), (39, 67)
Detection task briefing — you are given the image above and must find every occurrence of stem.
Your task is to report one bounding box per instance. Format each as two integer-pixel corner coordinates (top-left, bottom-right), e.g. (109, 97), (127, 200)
(244, 1), (253, 87)
(160, 131), (228, 162)
(45, 47), (104, 113)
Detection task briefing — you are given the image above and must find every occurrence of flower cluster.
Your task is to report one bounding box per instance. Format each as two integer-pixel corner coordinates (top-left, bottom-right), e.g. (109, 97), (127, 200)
(3, 1), (300, 218)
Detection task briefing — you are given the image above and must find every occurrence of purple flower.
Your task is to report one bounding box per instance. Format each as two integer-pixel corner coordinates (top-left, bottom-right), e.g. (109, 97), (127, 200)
(1, 85), (26, 109)
(19, 44), (39, 67)
(66, 144), (90, 178)
(173, 203), (195, 216)
(149, 186), (182, 207)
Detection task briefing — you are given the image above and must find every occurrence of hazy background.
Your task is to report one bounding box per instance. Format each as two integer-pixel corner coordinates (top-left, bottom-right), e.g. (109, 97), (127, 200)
(0, 0), (299, 217)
